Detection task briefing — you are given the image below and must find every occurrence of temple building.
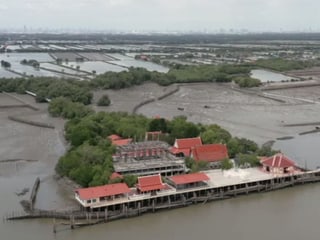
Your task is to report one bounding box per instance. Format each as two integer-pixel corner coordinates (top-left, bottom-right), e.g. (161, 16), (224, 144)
(261, 153), (297, 174)
(168, 172), (209, 190)
(170, 137), (203, 157)
(113, 141), (186, 176)
(75, 183), (131, 208)
(136, 174), (167, 195)
(190, 144), (229, 168)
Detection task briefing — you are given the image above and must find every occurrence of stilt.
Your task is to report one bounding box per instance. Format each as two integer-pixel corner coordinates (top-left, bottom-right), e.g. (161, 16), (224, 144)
(125, 205), (128, 217)
(220, 188), (224, 198)
(70, 215), (74, 229)
(182, 194), (186, 206)
(138, 202), (141, 215)
(193, 191), (197, 203)
(104, 208), (108, 222)
(53, 218), (56, 234)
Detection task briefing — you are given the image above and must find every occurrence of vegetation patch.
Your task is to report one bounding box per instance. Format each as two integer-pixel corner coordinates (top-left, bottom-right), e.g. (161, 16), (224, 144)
(253, 58), (320, 72)
(51, 99), (277, 187)
(0, 77), (93, 105)
(97, 94), (111, 106)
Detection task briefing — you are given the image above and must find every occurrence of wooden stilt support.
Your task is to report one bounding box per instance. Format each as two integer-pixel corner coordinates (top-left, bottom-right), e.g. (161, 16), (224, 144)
(104, 208), (108, 222)
(182, 194), (186, 206)
(53, 218), (56, 234)
(138, 202), (141, 216)
(70, 215), (74, 229)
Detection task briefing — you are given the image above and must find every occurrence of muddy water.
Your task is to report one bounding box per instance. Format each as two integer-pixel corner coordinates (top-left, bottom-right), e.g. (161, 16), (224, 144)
(2, 173), (320, 240)
(1, 91), (320, 240)
(274, 133), (320, 169)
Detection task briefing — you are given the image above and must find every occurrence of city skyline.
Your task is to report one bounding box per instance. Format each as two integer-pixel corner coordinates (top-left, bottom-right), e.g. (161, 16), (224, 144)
(0, 0), (319, 33)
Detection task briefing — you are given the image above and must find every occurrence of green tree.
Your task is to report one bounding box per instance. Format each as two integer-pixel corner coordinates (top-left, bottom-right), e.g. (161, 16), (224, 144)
(227, 138), (240, 158)
(168, 116), (200, 141)
(256, 146), (278, 157)
(97, 94), (111, 106)
(185, 158), (209, 172)
(237, 138), (258, 154)
(237, 154), (260, 167)
(221, 158), (233, 170)
(233, 77), (261, 88)
(148, 118), (168, 132)
(123, 175), (138, 187)
(35, 90), (47, 103)
(48, 97), (93, 119)
(69, 164), (93, 187)
(66, 120), (101, 147)
(201, 124), (232, 144)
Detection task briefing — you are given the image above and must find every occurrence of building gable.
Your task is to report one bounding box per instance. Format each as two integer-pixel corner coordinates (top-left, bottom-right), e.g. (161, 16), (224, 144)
(137, 174), (165, 192)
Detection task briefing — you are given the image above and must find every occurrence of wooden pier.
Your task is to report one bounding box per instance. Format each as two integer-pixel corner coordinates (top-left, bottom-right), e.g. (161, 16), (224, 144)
(5, 168), (320, 232)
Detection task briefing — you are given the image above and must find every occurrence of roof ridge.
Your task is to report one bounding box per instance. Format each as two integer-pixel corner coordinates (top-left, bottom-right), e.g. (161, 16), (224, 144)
(279, 154), (282, 167)
(272, 155), (276, 167)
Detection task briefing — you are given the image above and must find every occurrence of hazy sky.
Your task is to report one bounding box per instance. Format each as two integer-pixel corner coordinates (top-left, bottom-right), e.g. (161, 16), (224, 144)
(0, 0), (319, 32)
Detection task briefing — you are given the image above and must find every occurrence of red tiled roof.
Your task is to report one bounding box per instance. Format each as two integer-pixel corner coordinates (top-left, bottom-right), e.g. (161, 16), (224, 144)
(110, 172), (123, 180)
(146, 131), (162, 135)
(76, 183), (130, 200)
(170, 173), (209, 185)
(108, 134), (122, 141)
(261, 154), (296, 168)
(191, 144), (228, 162)
(170, 147), (191, 157)
(175, 137), (202, 149)
(112, 138), (132, 146)
(137, 174), (165, 192)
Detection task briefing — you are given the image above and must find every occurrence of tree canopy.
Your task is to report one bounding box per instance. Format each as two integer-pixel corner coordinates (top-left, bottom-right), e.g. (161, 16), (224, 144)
(0, 77), (93, 105)
(51, 98), (275, 187)
(97, 94), (111, 106)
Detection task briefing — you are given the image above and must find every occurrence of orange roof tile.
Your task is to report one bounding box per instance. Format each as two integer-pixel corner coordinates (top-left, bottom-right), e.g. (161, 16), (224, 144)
(175, 137), (202, 149)
(261, 153), (296, 168)
(170, 147), (191, 157)
(146, 131), (162, 134)
(112, 138), (132, 146)
(170, 173), (209, 185)
(191, 144), (228, 162)
(110, 172), (123, 180)
(75, 183), (130, 200)
(108, 134), (122, 141)
(137, 174), (165, 192)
